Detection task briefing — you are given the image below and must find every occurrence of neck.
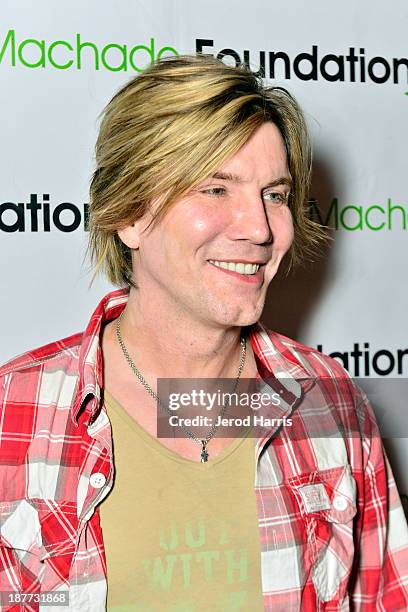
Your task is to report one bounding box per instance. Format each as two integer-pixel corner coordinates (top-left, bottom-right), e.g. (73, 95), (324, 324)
(118, 287), (248, 380)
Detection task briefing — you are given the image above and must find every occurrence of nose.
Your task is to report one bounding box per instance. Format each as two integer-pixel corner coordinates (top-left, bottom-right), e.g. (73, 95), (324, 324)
(229, 194), (273, 245)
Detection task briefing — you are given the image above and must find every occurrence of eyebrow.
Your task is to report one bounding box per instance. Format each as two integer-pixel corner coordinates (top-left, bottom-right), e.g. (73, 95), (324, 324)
(211, 172), (292, 189)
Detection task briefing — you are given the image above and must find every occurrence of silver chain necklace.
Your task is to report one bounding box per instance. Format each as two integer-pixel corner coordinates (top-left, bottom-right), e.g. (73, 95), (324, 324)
(115, 312), (246, 462)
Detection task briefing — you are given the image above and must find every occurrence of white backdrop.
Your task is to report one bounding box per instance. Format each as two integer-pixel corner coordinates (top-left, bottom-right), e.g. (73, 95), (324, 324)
(1, 0), (407, 501)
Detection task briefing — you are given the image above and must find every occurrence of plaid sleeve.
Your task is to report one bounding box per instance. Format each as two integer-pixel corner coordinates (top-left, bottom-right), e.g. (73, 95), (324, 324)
(349, 391), (408, 610)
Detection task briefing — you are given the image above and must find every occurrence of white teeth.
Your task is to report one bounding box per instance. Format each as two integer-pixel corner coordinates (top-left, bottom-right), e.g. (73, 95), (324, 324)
(229, 262), (242, 273)
(208, 260), (260, 275)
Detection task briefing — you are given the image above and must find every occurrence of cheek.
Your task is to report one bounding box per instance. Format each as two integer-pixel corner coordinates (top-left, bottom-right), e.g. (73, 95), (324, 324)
(167, 203), (225, 246)
(139, 207), (222, 269)
(269, 208), (295, 251)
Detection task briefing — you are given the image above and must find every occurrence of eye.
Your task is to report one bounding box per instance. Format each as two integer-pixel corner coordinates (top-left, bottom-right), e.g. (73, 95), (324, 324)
(201, 186), (227, 197)
(263, 191), (289, 205)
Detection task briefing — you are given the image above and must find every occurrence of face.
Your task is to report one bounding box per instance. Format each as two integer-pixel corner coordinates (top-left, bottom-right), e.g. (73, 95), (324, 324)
(119, 121), (294, 329)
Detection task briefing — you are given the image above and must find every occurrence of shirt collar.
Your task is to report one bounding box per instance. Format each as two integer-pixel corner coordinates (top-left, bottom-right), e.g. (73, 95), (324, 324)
(71, 288), (129, 426)
(249, 320), (311, 459)
(71, 290), (311, 436)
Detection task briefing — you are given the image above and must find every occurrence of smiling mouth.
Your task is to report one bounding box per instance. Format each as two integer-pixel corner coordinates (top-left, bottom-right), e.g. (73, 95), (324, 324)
(208, 260), (261, 275)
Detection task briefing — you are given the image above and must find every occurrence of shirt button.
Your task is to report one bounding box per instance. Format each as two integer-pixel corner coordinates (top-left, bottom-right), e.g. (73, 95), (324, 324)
(90, 472), (106, 488)
(333, 495), (348, 511)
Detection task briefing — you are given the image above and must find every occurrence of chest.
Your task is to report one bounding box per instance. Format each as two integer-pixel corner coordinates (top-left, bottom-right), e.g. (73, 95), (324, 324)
(104, 385), (250, 462)
(102, 347), (260, 462)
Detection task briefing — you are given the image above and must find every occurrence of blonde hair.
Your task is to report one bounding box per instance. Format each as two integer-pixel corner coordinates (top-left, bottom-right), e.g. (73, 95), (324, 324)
(89, 54), (326, 287)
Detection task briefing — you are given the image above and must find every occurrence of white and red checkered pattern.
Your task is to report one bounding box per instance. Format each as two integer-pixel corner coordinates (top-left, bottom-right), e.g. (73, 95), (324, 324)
(1, 289), (407, 611)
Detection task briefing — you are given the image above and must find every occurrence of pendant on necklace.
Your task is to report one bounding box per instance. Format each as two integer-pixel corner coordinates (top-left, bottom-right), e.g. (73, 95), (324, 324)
(200, 440), (209, 463)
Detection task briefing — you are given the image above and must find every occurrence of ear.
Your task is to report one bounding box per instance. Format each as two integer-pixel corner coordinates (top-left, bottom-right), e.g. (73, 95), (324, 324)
(117, 219), (146, 250)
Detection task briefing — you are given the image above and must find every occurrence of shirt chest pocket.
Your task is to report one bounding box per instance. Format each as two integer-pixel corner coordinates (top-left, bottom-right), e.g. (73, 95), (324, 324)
(287, 465), (358, 603)
(0, 499), (78, 588)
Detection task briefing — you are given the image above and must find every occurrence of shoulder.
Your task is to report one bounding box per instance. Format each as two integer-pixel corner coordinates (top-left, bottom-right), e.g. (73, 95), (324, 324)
(0, 334), (86, 472)
(0, 332), (83, 386)
(256, 324), (352, 380)
(256, 323), (366, 409)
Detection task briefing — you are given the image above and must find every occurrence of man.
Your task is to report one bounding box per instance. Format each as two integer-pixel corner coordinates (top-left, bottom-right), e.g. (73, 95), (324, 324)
(1, 55), (407, 611)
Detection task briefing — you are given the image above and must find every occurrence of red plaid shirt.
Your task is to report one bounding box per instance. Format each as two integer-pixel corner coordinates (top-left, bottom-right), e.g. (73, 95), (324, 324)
(1, 289), (408, 611)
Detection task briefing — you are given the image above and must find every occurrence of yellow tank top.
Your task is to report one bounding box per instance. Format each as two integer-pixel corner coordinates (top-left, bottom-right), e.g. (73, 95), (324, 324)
(100, 390), (263, 612)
